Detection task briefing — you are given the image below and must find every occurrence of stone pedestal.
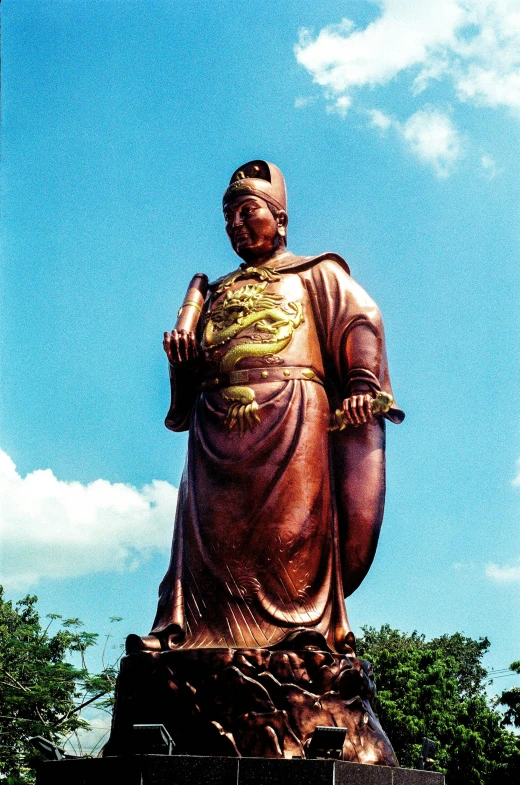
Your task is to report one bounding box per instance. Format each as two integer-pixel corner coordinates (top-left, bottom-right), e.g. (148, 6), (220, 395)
(104, 647), (397, 764)
(36, 755), (444, 785)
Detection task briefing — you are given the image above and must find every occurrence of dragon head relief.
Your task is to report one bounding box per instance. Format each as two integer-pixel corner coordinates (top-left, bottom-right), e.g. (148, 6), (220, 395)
(203, 282), (302, 349)
(212, 283), (284, 328)
(213, 265), (281, 296)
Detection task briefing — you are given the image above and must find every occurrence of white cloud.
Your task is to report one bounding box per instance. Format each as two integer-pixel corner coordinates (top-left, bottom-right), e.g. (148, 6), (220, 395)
(485, 561), (520, 582)
(401, 108), (463, 176)
(296, 3), (462, 94)
(0, 450), (177, 590)
(294, 96), (317, 109)
(368, 109), (393, 131)
(366, 106), (464, 175)
(452, 561), (479, 572)
(63, 708), (112, 757)
(295, 1), (520, 113)
(327, 95), (352, 118)
(481, 152), (500, 177)
(483, 460), (520, 583)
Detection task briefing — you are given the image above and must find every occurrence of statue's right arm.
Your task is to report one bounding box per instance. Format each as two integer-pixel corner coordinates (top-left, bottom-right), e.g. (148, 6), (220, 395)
(163, 329), (199, 432)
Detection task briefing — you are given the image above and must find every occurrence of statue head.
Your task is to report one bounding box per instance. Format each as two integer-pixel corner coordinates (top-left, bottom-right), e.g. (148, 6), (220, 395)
(223, 160), (288, 263)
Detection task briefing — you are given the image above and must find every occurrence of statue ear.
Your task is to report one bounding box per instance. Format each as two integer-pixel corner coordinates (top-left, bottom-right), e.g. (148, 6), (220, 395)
(277, 210), (288, 237)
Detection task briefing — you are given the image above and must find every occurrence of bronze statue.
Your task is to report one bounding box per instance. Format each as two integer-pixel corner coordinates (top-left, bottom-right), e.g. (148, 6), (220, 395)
(133, 160), (403, 654)
(114, 161), (404, 763)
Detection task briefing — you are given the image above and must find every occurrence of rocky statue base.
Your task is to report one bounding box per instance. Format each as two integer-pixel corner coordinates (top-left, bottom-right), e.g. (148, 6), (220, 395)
(37, 755), (444, 785)
(104, 646), (397, 764)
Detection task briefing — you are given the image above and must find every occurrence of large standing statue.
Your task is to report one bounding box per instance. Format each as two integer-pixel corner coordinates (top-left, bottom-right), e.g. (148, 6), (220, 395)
(115, 161), (404, 763)
(138, 160), (403, 653)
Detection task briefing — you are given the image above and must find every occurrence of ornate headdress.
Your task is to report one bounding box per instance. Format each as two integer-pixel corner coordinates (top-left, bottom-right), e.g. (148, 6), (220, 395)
(223, 160), (287, 212)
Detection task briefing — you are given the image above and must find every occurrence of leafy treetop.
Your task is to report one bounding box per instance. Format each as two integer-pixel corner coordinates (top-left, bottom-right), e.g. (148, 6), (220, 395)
(0, 587), (120, 785)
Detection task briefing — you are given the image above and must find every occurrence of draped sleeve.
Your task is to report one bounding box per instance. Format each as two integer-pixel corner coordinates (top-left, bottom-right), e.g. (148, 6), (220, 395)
(301, 257), (404, 424)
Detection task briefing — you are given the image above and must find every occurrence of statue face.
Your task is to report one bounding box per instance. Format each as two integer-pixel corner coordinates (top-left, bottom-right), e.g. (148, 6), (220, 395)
(223, 195), (283, 261)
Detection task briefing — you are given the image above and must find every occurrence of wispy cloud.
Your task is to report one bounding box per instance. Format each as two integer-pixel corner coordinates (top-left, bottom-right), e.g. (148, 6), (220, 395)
(64, 709), (112, 757)
(511, 458), (520, 486)
(366, 106), (464, 176)
(483, 460), (520, 582)
(295, 1), (520, 114)
(367, 109), (393, 132)
(485, 561), (520, 583)
(295, 1), (520, 174)
(481, 153), (500, 178)
(452, 561), (477, 571)
(401, 108), (463, 177)
(0, 450), (177, 590)
(294, 95), (317, 109)
(483, 459), (520, 582)
(327, 95), (352, 118)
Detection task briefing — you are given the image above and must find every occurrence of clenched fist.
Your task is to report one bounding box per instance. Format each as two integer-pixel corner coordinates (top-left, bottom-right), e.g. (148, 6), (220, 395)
(341, 393), (374, 427)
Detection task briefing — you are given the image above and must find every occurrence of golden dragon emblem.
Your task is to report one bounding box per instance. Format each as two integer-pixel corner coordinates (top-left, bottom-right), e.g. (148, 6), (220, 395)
(202, 280), (303, 435)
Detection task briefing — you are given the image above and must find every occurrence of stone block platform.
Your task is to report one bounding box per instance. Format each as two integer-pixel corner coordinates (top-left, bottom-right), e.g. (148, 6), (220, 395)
(37, 754), (444, 785)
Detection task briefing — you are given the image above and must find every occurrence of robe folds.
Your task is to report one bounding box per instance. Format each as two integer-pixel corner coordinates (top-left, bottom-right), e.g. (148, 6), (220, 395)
(152, 252), (403, 652)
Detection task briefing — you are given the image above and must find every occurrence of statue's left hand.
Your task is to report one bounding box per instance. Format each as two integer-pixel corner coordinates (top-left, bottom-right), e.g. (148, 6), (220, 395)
(341, 394), (374, 427)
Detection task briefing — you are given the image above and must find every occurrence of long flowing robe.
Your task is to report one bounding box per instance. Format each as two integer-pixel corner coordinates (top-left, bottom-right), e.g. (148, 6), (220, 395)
(152, 252), (403, 652)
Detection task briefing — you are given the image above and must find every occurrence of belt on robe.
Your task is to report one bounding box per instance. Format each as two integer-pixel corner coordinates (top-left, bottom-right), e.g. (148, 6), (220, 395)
(200, 366), (325, 389)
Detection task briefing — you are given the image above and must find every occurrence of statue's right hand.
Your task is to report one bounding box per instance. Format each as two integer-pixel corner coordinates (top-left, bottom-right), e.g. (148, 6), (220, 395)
(163, 329), (199, 364)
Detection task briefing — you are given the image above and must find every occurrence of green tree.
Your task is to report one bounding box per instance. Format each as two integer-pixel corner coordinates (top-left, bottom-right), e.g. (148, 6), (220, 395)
(497, 660), (520, 729)
(358, 625), (520, 785)
(0, 587), (119, 784)
(3, 588), (518, 785)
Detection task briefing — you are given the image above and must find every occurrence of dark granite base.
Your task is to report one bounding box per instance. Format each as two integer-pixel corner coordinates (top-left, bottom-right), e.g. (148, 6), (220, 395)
(37, 754), (444, 785)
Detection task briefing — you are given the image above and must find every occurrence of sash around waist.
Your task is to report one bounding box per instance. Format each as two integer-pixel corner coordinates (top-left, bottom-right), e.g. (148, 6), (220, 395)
(200, 365), (325, 389)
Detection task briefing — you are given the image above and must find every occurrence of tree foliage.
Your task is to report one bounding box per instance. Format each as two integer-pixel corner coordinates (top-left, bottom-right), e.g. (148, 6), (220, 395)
(0, 588), (119, 784)
(2, 588), (518, 785)
(358, 625), (520, 785)
(497, 660), (520, 729)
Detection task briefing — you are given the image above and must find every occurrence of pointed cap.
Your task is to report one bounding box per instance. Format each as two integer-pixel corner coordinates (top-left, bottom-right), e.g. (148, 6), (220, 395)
(223, 160), (287, 212)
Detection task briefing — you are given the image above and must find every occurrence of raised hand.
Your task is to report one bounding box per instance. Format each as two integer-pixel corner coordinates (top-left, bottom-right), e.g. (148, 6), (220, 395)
(163, 329), (199, 365)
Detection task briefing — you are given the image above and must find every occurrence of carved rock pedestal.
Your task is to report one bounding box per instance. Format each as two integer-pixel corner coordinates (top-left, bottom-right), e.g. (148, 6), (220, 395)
(37, 755), (445, 785)
(104, 647), (397, 765)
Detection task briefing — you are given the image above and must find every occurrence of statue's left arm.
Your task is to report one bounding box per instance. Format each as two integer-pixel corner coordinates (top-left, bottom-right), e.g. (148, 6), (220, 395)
(306, 258), (404, 597)
(336, 319), (390, 597)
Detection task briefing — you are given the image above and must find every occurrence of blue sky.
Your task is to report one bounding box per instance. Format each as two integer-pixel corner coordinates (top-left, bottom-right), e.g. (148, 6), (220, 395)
(2, 0), (520, 713)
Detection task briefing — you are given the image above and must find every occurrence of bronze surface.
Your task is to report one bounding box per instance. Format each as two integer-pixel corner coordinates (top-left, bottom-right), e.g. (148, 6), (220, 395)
(106, 644), (397, 765)
(118, 161), (404, 763)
